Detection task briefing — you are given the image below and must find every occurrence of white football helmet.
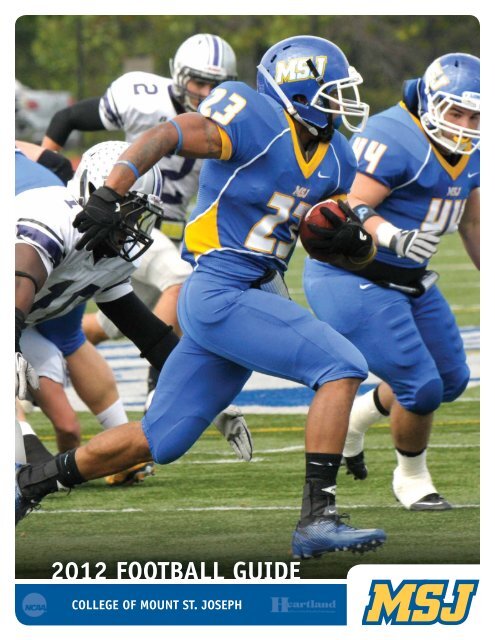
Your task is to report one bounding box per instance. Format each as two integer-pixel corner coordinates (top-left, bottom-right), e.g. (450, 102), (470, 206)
(69, 141), (165, 261)
(170, 34), (237, 111)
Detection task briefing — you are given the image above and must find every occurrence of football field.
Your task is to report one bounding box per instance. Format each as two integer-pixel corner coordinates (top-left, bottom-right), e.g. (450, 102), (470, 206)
(16, 234), (480, 579)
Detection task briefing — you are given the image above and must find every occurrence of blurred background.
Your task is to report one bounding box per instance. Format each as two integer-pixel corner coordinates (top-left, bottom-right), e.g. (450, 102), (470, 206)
(15, 15), (479, 150)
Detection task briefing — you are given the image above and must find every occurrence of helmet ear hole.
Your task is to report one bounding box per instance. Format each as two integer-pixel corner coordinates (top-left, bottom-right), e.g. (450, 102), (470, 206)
(293, 94), (309, 105)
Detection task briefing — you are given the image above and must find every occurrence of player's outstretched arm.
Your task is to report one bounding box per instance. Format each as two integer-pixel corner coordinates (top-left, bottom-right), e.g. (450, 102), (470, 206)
(73, 113), (223, 253)
(107, 113), (223, 196)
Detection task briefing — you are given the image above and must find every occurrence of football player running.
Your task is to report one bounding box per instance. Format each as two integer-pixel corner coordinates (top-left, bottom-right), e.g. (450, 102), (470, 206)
(17, 36), (386, 558)
(303, 53), (480, 510)
(42, 34), (238, 407)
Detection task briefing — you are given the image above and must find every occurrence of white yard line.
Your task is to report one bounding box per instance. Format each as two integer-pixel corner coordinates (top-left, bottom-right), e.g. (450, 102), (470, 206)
(32, 503), (480, 515)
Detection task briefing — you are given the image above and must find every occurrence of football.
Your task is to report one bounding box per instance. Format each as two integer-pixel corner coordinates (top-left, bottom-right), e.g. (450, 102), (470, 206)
(299, 199), (375, 271)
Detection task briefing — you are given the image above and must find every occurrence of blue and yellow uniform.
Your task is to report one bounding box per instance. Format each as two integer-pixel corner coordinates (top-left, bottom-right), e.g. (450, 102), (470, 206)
(142, 81), (368, 463)
(304, 97), (478, 414)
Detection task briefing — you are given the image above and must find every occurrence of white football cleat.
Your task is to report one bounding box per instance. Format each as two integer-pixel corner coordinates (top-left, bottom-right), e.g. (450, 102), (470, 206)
(392, 467), (452, 511)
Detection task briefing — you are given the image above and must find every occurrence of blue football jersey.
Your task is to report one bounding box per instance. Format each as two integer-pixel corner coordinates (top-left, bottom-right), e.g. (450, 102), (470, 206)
(15, 148), (64, 193)
(351, 102), (480, 268)
(183, 81), (357, 279)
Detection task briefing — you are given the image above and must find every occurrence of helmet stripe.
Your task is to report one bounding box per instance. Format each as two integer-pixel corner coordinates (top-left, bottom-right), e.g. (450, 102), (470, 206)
(210, 35), (221, 66)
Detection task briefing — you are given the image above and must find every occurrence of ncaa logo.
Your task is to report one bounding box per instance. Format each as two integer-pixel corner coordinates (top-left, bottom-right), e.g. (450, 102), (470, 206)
(22, 592), (47, 618)
(362, 579), (478, 625)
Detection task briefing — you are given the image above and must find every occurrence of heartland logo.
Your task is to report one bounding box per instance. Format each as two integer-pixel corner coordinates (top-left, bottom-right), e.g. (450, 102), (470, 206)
(275, 56), (327, 84)
(362, 579), (478, 625)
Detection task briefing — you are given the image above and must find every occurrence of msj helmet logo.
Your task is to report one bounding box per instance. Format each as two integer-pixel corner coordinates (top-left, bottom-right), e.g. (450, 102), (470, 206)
(275, 56), (327, 83)
(362, 579), (478, 625)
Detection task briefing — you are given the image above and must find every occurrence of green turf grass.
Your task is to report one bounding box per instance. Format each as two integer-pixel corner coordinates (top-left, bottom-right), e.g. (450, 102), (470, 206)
(16, 395), (479, 579)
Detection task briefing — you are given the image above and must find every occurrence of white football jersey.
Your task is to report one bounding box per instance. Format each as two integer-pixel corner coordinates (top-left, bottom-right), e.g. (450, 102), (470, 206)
(16, 184), (135, 326)
(99, 71), (202, 221)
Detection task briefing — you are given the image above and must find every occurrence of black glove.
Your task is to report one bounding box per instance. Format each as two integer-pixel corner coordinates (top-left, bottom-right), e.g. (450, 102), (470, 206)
(73, 186), (125, 251)
(307, 201), (374, 259)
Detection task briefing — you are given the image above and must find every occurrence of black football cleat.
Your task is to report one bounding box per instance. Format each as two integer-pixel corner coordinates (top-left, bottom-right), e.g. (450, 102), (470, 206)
(345, 451), (368, 480)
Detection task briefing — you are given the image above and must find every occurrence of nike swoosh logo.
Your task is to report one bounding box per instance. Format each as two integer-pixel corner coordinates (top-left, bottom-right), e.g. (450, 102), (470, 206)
(359, 231), (367, 241)
(359, 283), (374, 290)
(468, 172), (479, 178)
(317, 171), (331, 179)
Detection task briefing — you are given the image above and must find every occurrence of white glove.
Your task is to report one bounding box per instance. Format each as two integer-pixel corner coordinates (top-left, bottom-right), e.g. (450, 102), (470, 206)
(390, 228), (441, 264)
(15, 352), (39, 400)
(212, 405), (253, 462)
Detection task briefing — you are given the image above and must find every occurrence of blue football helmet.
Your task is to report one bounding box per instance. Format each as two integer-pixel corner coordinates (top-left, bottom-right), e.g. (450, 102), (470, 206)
(419, 53), (480, 155)
(257, 35), (368, 141)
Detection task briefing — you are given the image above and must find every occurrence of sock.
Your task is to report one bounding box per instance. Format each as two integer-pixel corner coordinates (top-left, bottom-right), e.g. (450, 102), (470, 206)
(343, 387), (385, 457)
(96, 399), (128, 430)
(55, 449), (86, 487)
(18, 449), (87, 502)
(395, 448), (428, 477)
(300, 453), (342, 523)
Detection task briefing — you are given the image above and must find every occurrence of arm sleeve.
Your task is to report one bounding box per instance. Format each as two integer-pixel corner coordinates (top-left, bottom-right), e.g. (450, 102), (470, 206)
(37, 149), (74, 185)
(44, 97), (104, 147)
(97, 292), (179, 370)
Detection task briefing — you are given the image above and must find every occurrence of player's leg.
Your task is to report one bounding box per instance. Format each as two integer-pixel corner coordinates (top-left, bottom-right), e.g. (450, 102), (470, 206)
(304, 260), (446, 508)
(81, 310), (113, 345)
(178, 275), (385, 555)
(20, 327), (82, 451)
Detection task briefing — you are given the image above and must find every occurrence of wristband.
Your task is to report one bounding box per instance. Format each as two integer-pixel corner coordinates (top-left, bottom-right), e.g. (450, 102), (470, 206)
(114, 160), (140, 180)
(376, 221), (400, 248)
(169, 119), (184, 154)
(352, 203), (380, 223)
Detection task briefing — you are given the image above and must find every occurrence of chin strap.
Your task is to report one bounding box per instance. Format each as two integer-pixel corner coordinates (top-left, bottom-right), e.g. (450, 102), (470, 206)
(257, 63), (319, 137)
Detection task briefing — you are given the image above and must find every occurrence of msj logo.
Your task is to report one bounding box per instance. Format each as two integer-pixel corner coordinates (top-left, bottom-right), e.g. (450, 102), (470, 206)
(362, 580), (478, 625)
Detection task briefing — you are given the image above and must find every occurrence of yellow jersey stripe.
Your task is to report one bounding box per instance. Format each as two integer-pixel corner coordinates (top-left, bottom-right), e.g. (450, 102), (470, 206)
(184, 202), (221, 258)
(284, 112), (329, 179)
(217, 125), (233, 161)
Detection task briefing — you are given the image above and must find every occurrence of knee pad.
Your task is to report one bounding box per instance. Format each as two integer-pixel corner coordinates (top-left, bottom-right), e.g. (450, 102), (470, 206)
(400, 377), (444, 415)
(144, 415), (211, 464)
(442, 364), (470, 402)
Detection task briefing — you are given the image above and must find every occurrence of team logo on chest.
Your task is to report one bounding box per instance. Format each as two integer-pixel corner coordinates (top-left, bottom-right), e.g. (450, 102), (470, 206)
(447, 186), (462, 197)
(293, 185), (311, 198)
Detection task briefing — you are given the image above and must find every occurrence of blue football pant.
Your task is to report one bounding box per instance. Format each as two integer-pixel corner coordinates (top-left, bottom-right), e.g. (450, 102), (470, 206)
(142, 271), (368, 464)
(36, 303), (87, 357)
(303, 259), (469, 415)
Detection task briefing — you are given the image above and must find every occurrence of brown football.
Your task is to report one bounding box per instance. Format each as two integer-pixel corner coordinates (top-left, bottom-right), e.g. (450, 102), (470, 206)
(299, 199), (375, 271)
